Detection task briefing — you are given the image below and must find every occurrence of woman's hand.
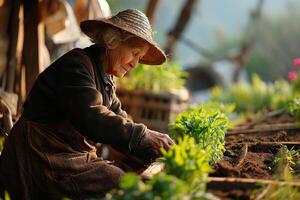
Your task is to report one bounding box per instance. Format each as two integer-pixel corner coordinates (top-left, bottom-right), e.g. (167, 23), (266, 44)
(133, 129), (175, 163)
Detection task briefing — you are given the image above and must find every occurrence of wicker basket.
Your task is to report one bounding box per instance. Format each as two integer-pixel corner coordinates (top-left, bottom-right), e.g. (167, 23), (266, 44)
(116, 88), (189, 133)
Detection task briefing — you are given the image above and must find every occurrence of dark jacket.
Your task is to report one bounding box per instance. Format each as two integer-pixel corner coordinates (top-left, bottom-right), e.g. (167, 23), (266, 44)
(0, 45), (148, 199)
(22, 45), (146, 150)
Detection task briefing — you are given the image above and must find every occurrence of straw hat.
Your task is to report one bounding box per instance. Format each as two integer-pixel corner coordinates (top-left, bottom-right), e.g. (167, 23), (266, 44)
(80, 9), (166, 65)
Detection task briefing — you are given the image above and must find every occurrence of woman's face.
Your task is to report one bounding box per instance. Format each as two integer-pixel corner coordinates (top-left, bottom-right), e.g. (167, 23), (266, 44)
(106, 40), (150, 77)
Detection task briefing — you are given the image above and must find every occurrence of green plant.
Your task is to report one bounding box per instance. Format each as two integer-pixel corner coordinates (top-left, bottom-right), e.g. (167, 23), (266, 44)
(273, 145), (300, 180)
(251, 146), (300, 200)
(103, 172), (215, 200)
(288, 98), (300, 123)
(211, 74), (293, 113)
(116, 63), (188, 92)
(160, 136), (212, 192)
(102, 136), (217, 200)
(269, 79), (294, 110)
(251, 182), (300, 200)
(0, 192), (11, 200)
(169, 102), (232, 163)
(0, 137), (4, 153)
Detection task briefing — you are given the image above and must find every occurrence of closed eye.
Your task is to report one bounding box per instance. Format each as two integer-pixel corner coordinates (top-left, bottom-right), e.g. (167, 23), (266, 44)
(133, 52), (140, 56)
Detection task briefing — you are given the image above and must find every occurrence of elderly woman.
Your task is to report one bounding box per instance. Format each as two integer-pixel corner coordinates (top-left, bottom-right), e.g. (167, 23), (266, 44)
(0, 9), (174, 199)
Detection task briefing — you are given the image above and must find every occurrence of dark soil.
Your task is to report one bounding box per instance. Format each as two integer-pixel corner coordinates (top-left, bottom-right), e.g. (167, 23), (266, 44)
(209, 113), (300, 199)
(213, 143), (279, 179)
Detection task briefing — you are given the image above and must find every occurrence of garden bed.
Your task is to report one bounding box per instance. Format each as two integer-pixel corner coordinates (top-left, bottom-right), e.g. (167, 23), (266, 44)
(208, 142), (300, 199)
(213, 142), (300, 179)
(207, 177), (300, 200)
(226, 126), (300, 143)
(233, 111), (295, 131)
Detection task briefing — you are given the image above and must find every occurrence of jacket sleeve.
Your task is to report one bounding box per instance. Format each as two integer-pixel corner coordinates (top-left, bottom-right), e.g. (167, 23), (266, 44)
(57, 57), (145, 149)
(110, 91), (133, 122)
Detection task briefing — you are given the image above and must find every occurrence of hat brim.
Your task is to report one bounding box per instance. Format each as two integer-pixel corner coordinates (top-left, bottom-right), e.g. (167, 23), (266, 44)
(80, 19), (166, 65)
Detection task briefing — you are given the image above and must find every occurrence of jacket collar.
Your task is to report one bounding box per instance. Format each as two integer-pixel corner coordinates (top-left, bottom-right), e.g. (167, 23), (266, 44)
(85, 45), (114, 87)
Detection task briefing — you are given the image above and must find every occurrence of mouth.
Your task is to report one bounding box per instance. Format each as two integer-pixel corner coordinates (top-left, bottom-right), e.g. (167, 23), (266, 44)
(123, 64), (132, 71)
(122, 66), (129, 72)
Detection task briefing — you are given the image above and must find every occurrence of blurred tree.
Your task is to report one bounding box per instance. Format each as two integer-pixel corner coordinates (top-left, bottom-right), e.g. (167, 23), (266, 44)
(107, 0), (146, 14)
(246, 6), (300, 81)
(146, 0), (160, 25)
(207, 1), (300, 82)
(165, 0), (199, 59)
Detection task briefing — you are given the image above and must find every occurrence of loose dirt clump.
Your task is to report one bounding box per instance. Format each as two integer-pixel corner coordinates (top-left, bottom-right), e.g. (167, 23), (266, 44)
(213, 143), (277, 179)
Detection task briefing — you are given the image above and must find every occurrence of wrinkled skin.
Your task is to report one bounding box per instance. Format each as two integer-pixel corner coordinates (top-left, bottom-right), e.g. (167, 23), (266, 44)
(134, 130), (176, 163)
(104, 39), (150, 78)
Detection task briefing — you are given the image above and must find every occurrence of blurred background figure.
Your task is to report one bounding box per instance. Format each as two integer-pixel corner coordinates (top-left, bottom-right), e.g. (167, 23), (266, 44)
(42, 0), (111, 62)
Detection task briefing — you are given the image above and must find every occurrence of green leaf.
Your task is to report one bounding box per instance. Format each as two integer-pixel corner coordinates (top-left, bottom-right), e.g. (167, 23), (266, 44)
(119, 173), (141, 190)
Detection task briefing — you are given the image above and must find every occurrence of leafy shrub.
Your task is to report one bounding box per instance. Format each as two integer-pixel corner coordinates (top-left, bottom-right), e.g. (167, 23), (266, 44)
(103, 137), (216, 200)
(103, 173), (216, 200)
(211, 74), (293, 113)
(161, 136), (212, 192)
(105, 173), (190, 200)
(116, 63), (188, 92)
(270, 80), (294, 110)
(169, 102), (232, 163)
(251, 145), (300, 200)
(273, 145), (300, 179)
(288, 98), (300, 123)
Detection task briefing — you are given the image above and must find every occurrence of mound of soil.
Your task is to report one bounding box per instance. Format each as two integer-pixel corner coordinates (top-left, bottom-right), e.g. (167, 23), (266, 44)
(209, 112), (299, 199)
(213, 143), (285, 179)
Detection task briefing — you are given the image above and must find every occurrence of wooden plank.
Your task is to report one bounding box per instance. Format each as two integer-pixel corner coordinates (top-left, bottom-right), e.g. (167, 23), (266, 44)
(225, 142), (300, 150)
(23, 0), (39, 95)
(141, 162), (164, 179)
(227, 123), (300, 135)
(0, 0), (11, 79)
(5, 0), (21, 92)
(208, 177), (300, 189)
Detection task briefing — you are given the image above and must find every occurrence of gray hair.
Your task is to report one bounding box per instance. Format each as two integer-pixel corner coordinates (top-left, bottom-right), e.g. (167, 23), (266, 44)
(90, 27), (135, 49)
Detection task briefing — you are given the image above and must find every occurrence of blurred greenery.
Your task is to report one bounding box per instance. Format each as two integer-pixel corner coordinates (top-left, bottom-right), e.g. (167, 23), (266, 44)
(209, 7), (300, 81)
(211, 74), (293, 113)
(116, 63), (188, 93)
(0, 137), (3, 153)
(288, 98), (300, 123)
(103, 172), (215, 200)
(0, 192), (10, 200)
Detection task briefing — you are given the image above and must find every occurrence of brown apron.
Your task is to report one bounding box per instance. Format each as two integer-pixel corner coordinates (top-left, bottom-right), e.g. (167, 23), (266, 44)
(0, 117), (124, 200)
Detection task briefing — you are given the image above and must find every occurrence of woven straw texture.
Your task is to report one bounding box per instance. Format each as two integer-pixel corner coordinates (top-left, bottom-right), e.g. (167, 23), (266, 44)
(80, 9), (166, 65)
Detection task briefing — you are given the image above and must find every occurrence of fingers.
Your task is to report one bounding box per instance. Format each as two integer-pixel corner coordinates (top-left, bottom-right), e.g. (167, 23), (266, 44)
(159, 135), (175, 152)
(164, 134), (176, 145)
(145, 129), (176, 154)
